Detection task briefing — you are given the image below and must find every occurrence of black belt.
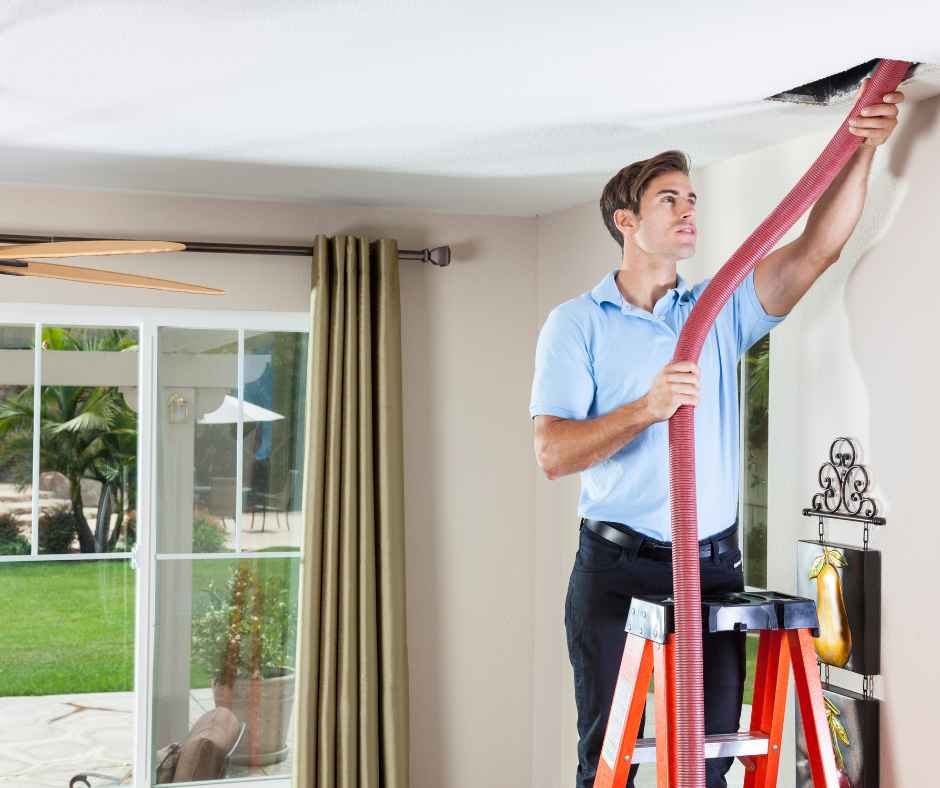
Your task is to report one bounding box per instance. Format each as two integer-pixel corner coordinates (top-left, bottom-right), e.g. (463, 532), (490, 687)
(580, 518), (738, 562)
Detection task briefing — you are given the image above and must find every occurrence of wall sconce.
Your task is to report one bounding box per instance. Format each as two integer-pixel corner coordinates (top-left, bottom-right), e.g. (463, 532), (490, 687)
(167, 393), (190, 424)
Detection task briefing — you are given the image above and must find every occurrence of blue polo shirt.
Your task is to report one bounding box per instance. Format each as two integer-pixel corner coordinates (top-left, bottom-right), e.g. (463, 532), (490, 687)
(529, 267), (785, 542)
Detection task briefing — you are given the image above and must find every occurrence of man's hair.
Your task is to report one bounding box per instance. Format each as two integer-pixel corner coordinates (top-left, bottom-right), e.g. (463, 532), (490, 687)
(599, 150), (691, 249)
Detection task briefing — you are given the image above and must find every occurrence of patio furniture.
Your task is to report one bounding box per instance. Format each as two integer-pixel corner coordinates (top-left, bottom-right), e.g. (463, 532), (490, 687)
(69, 707), (246, 786)
(246, 473), (292, 533)
(207, 476), (236, 529)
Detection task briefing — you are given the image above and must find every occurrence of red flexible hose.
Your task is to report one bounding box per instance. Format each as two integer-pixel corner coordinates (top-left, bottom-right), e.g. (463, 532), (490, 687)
(668, 58), (911, 786)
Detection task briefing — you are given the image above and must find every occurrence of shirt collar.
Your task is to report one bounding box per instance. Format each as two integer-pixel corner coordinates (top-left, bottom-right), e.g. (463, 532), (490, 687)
(590, 269), (691, 312)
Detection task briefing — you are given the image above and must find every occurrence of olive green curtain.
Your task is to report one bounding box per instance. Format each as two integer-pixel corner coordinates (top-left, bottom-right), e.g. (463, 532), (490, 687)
(293, 236), (409, 788)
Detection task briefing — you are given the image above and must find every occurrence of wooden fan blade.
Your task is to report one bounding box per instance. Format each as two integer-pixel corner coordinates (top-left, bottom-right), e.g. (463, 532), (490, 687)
(0, 240), (186, 260)
(8, 260), (223, 294)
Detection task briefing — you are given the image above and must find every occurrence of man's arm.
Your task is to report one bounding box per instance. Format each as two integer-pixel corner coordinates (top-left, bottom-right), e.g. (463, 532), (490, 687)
(534, 361), (700, 480)
(534, 402), (654, 481)
(753, 82), (904, 317)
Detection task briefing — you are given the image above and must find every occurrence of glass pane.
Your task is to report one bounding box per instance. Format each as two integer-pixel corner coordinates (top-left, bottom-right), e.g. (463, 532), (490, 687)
(740, 334), (769, 588)
(40, 327), (139, 556)
(157, 329), (237, 554)
(152, 556), (300, 782)
(241, 331), (307, 553)
(0, 559), (135, 786)
(0, 326), (35, 557)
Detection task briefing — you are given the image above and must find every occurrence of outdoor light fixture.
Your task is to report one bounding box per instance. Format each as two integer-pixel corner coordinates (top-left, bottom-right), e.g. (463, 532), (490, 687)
(167, 392), (190, 424)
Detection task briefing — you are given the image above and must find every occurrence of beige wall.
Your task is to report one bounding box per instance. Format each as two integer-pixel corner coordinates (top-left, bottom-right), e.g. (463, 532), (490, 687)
(532, 92), (940, 788)
(0, 184), (539, 788)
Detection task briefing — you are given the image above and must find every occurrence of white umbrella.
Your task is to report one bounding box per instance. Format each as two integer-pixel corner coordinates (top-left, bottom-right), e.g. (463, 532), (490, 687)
(198, 394), (284, 424)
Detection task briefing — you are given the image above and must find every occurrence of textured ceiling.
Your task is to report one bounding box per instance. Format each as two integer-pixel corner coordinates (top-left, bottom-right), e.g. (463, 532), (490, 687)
(0, 1), (938, 215)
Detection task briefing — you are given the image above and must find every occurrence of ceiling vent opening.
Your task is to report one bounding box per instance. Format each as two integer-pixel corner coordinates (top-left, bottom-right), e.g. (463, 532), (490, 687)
(766, 59), (919, 106)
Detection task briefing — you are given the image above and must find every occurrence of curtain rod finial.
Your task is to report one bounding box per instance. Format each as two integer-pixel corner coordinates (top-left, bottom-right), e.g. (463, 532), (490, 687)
(426, 246), (451, 267)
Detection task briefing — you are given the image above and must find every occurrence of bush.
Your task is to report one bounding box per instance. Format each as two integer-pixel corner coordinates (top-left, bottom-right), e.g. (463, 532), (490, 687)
(192, 517), (227, 554)
(0, 512), (33, 555)
(0, 536), (29, 556)
(191, 565), (296, 682)
(38, 506), (78, 553)
(0, 511), (23, 543)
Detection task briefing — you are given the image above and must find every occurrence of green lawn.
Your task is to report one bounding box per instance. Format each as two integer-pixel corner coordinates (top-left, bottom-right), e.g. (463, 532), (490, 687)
(0, 561), (135, 696)
(0, 555), (299, 697)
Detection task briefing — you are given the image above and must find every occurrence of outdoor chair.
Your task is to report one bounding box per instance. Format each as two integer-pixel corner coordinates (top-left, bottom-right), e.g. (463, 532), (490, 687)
(246, 470), (295, 532)
(206, 476), (237, 529)
(69, 707), (245, 786)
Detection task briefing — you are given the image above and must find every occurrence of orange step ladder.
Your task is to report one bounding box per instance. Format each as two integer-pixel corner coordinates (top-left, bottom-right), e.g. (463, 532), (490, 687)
(592, 592), (840, 788)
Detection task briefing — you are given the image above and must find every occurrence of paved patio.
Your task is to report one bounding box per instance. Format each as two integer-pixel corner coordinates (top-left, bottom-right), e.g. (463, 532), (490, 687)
(0, 690), (292, 787)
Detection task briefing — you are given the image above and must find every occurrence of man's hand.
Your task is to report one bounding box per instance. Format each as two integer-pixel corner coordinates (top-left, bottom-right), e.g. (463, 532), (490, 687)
(643, 361), (700, 422)
(848, 77), (904, 148)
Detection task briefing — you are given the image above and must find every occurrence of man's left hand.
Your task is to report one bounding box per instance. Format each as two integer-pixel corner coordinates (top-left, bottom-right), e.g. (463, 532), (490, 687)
(847, 76), (905, 148)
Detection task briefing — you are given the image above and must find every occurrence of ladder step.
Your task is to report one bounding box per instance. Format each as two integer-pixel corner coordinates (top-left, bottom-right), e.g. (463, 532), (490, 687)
(629, 732), (770, 765)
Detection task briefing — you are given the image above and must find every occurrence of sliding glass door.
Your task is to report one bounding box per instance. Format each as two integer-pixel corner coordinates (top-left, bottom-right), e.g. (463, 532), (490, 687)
(151, 326), (307, 783)
(0, 307), (308, 788)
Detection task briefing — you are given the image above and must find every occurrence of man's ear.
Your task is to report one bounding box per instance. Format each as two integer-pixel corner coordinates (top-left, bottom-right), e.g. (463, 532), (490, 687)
(614, 207), (639, 239)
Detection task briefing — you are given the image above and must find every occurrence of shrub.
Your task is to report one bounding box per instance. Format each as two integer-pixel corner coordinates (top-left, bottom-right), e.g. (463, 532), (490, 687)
(192, 517), (227, 554)
(191, 565), (296, 682)
(0, 511), (23, 543)
(0, 536), (29, 556)
(38, 506), (78, 553)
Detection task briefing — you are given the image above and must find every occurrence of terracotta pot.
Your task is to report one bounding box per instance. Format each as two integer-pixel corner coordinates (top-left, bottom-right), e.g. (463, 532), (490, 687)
(212, 668), (295, 767)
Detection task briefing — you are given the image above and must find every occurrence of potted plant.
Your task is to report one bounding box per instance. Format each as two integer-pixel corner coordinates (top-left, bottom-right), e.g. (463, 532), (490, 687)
(191, 563), (297, 766)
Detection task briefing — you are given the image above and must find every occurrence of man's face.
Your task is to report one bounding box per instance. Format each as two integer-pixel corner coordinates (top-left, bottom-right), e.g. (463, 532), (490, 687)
(620, 170), (697, 261)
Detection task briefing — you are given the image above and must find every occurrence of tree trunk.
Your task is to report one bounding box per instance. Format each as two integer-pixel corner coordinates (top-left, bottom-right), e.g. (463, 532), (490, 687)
(71, 477), (96, 553)
(94, 483), (113, 553)
(107, 486), (125, 552)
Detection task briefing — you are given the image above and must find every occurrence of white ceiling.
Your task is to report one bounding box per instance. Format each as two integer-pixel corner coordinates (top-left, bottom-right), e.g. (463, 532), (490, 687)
(0, 1), (938, 216)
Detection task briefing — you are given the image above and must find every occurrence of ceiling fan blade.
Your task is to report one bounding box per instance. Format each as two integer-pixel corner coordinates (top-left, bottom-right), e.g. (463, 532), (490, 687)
(6, 260), (223, 294)
(0, 239), (186, 260)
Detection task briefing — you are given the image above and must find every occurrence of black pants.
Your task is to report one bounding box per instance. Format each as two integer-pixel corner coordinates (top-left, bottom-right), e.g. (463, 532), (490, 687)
(565, 520), (745, 788)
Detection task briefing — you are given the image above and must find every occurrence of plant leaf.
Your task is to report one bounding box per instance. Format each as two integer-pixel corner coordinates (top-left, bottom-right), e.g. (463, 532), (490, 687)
(829, 548), (848, 568)
(832, 717), (850, 746)
(809, 554), (826, 580)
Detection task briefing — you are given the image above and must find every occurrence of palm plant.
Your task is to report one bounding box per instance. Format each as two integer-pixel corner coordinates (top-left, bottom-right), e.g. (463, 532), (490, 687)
(0, 327), (138, 553)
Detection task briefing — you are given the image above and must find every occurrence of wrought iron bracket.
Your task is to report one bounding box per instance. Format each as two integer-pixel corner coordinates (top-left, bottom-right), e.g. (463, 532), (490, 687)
(801, 437), (887, 540)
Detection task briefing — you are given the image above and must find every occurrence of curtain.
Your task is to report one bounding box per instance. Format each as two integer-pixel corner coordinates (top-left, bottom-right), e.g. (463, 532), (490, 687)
(293, 236), (409, 788)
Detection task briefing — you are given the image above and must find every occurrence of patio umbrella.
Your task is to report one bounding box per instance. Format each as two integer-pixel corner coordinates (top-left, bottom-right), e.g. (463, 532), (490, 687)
(198, 394), (284, 424)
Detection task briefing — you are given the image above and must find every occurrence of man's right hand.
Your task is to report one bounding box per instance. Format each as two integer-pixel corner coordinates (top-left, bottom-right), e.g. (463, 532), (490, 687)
(643, 361), (700, 422)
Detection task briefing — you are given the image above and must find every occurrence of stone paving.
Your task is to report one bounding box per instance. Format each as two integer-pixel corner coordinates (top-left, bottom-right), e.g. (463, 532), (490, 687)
(0, 690), (292, 787)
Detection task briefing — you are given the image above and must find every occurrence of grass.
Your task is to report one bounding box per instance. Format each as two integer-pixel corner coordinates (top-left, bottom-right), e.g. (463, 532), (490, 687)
(0, 561), (135, 696)
(0, 556), (299, 697)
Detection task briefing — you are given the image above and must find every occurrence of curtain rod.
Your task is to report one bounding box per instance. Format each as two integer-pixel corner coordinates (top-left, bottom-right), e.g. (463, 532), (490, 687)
(0, 233), (451, 267)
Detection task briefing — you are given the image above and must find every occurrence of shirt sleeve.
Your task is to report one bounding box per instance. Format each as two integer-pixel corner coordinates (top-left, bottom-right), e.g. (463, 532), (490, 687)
(529, 305), (595, 420)
(732, 268), (787, 358)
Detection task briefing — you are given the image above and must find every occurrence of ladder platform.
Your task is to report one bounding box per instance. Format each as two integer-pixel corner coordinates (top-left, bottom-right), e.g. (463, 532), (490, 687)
(624, 591), (819, 644)
(629, 732), (771, 765)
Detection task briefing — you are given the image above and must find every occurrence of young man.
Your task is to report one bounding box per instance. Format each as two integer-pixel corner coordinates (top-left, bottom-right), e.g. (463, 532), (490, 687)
(529, 79), (903, 788)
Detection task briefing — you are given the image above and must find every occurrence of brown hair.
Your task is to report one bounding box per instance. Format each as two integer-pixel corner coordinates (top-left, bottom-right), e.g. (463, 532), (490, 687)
(599, 150), (691, 249)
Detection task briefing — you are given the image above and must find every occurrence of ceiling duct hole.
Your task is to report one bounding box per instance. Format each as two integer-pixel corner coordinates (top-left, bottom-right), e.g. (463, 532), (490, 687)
(766, 59), (919, 106)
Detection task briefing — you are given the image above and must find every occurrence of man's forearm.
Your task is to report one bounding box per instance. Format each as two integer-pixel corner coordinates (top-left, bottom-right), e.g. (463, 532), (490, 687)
(536, 397), (656, 480)
(802, 145), (876, 263)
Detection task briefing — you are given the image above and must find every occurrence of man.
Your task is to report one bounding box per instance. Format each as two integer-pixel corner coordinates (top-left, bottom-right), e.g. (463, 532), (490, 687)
(529, 78), (903, 788)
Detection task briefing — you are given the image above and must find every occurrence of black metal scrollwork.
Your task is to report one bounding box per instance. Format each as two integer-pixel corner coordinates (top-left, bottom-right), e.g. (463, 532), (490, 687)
(803, 437), (885, 525)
